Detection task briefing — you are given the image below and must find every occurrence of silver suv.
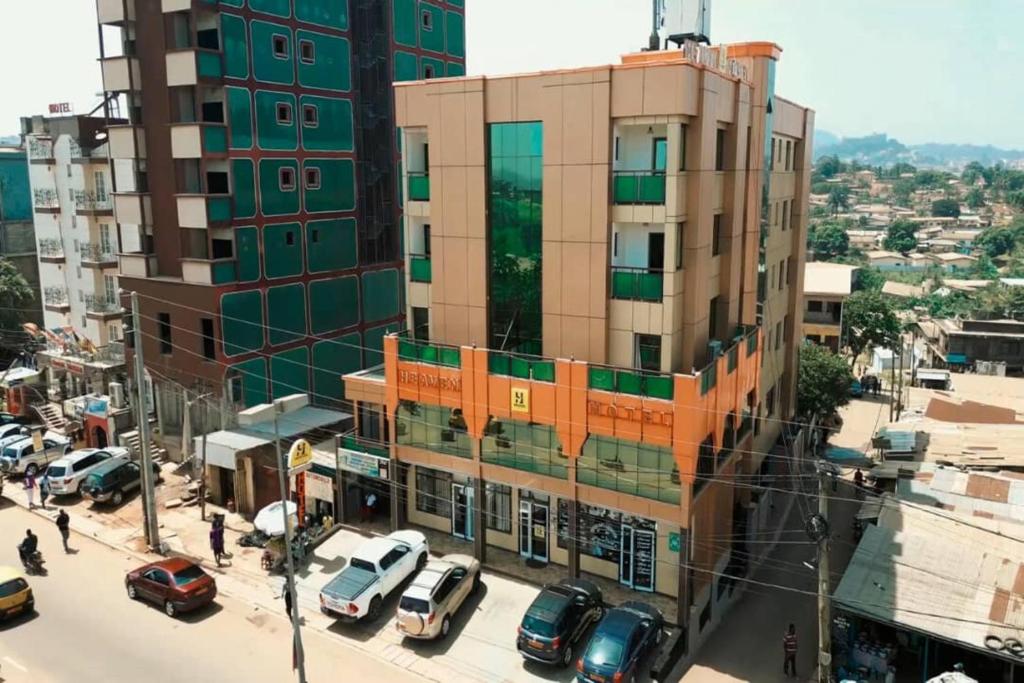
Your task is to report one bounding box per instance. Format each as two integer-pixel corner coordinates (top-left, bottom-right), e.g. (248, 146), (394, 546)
(396, 554), (480, 640)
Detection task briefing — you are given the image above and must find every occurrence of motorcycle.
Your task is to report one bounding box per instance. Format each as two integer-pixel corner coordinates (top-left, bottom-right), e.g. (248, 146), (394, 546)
(20, 549), (45, 576)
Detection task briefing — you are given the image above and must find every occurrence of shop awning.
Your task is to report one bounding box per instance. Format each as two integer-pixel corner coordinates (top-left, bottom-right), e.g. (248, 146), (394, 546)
(193, 430), (270, 471)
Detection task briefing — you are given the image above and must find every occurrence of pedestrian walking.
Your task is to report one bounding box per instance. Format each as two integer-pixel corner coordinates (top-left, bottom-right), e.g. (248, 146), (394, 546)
(210, 522), (225, 567)
(56, 509), (71, 553)
(282, 581), (293, 619)
(783, 623), (798, 678)
(24, 471), (36, 509)
(853, 468), (864, 494)
(38, 474), (50, 510)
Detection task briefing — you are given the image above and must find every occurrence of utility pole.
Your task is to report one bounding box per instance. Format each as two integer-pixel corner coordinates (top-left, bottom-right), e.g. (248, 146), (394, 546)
(184, 392), (213, 520)
(813, 467), (833, 683)
(130, 291), (160, 551)
(200, 430), (208, 522)
(273, 402), (306, 683)
(895, 335), (906, 421)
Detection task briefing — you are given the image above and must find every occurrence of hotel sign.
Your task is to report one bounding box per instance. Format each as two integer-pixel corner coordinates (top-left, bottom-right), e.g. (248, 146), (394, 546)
(682, 39), (749, 81)
(398, 369), (461, 392)
(511, 386), (529, 413)
(587, 400), (674, 427)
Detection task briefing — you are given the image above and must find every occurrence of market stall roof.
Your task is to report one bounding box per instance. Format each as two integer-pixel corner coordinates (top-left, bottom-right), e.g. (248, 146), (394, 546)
(240, 405), (350, 440)
(195, 430), (270, 470)
(834, 502), (1024, 662)
(0, 366), (41, 388)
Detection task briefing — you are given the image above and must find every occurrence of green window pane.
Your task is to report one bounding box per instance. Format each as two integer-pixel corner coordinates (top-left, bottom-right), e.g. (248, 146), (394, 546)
(235, 226), (261, 282)
(421, 56), (445, 79)
(203, 126), (227, 153)
(209, 196), (232, 222)
(409, 255), (431, 282)
(392, 0), (417, 47)
(589, 367), (614, 391)
(295, 0), (348, 29)
(267, 283), (306, 346)
(488, 353), (510, 375)
(254, 91), (298, 151)
(249, 0), (290, 18)
(654, 138), (668, 171)
(312, 333), (362, 407)
(510, 356), (530, 379)
(445, 11), (465, 58)
(446, 62), (465, 77)
(263, 222), (303, 278)
(645, 375), (674, 400)
(616, 371), (643, 396)
(296, 31), (351, 92)
(304, 159), (355, 213)
(221, 290), (265, 357)
(361, 269), (399, 323)
(299, 95), (353, 152)
(226, 87), (252, 149)
(309, 276), (359, 334)
(394, 50), (418, 82)
(220, 13), (249, 79)
(419, 345), (438, 364)
(419, 3), (445, 53)
(258, 159), (300, 216)
(532, 361), (555, 382)
(251, 21), (295, 85)
(231, 158), (256, 219)
(306, 218), (356, 273)
(229, 358), (268, 407)
(270, 347), (310, 400)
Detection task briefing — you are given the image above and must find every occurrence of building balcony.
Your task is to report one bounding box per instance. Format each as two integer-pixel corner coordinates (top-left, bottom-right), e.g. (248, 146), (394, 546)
(101, 56), (141, 92)
(97, 0), (135, 24)
(118, 252), (158, 278)
(165, 48), (223, 88)
(181, 257), (237, 285)
(409, 254), (431, 283)
(73, 191), (113, 216)
(176, 194), (232, 229)
(43, 287), (70, 313)
(612, 171), (666, 205)
(804, 309), (842, 325)
(38, 238), (65, 263)
(81, 244), (117, 269)
(408, 173), (430, 202)
(338, 430), (390, 459)
(107, 125), (146, 160)
(33, 189), (60, 213)
(68, 139), (106, 165)
(113, 191), (152, 226)
(84, 294), (123, 321)
(27, 138), (54, 164)
(170, 123), (227, 159)
(610, 266), (663, 302)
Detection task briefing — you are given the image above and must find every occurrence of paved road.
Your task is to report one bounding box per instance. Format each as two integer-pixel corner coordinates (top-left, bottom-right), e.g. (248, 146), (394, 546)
(0, 501), (417, 683)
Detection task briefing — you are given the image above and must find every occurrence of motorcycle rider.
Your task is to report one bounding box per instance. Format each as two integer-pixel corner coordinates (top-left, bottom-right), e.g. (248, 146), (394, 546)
(18, 529), (38, 568)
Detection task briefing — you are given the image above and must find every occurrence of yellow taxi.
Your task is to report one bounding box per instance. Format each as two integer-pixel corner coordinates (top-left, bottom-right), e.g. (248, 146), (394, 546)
(0, 566), (33, 619)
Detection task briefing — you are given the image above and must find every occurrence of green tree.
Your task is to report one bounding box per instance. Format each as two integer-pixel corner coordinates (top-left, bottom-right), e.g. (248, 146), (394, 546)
(842, 290), (900, 364)
(964, 187), (985, 209)
(797, 343), (854, 419)
(853, 267), (886, 292)
(969, 254), (998, 279)
(891, 178), (915, 206)
(0, 258), (33, 332)
(976, 223), (1024, 258)
(807, 221), (850, 261)
(883, 219), (918, 253)
(817, 155), (843, 179)
(1008, 190), (1024, 211)
(915, 170), (944, 189)
(961, 161), (985, 186)
(811, 181), (833, 195)
(827, 184), (851, 216)
(931, 198), (961, 218)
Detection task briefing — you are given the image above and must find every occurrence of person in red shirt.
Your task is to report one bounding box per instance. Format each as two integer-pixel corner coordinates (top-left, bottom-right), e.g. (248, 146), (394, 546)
(783, 623), (798, 677)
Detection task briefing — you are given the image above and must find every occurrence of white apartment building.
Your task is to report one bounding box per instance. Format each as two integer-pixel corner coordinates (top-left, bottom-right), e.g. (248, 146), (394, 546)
(23, 115), (123, 348)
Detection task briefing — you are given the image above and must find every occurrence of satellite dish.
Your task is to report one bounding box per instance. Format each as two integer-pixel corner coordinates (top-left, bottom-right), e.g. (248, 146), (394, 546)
(804, 513), (829, 543)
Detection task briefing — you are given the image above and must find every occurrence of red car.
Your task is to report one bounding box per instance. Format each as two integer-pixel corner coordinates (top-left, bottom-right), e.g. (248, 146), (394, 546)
(125, 558), (217, 617)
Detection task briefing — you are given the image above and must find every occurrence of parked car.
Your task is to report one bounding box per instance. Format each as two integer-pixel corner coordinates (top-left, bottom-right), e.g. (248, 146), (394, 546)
(0, 566), (33, 620)
(576, 601), (664, 683)
(125, 558), (216, 618)
(0, 412), (26, 427)
(0, 433), (71, 477)
(320, 530), (428, 621)
(81, 458), (161, 505)
(0, 423), (30, 442)
(518, 578), (604, 667)
(396, 554), (480, 639)
(45, 447), (130, 496)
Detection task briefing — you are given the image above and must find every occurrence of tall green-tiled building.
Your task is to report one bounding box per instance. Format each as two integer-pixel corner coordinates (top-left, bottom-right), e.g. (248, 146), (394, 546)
(97, 0), (465, 431)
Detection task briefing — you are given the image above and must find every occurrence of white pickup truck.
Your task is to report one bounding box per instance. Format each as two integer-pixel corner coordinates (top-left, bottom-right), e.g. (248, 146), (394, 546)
(319, 530), (428, 621)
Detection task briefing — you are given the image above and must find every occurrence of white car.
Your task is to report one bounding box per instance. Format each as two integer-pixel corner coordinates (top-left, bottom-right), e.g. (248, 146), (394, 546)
(0, 423), (30, 442)
(45, 447), (130, 496)
(319, 530), (429, 621)
(0, 433), (72, 477)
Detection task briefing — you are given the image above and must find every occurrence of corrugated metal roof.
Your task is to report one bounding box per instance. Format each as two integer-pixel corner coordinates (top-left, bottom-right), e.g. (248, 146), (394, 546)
(241, 406), (350, 439)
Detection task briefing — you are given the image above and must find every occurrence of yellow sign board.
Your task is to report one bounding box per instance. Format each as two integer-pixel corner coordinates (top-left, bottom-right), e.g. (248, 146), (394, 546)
(287, 438), (313, 473)
(511, 386), (530, 414)
(31, 430), (44, 452)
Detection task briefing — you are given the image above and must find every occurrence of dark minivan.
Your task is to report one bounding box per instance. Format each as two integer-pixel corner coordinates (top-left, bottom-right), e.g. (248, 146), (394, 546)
(517, 578), (604, 667)
(81, 459), (160, 505)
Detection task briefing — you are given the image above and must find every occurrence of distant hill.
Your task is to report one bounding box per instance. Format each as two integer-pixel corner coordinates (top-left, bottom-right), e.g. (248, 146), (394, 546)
(814, 131), (1024, 170)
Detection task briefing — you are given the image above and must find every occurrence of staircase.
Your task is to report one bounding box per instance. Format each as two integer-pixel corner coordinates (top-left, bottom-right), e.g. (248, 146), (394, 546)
(33, 403), (67, 433)
(121, 429), (167, 464)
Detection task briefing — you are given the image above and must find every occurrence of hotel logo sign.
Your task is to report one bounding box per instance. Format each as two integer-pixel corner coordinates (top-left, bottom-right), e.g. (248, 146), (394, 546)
(511, 386), (529, 413)
(586, 400), (673, 427)
(398, 369), (462, 392)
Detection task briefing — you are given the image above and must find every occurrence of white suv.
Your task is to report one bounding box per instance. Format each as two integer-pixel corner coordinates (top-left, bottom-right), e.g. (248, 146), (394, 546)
(0, 433), (72, 477)
(46, 447), (130, 496)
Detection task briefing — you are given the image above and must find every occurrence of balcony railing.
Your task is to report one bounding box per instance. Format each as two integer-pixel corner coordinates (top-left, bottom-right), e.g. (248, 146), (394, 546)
(28, 138), (54, 161)
(397, 337), (461, 368)
(98, 340), (125, 363)
(409, 254), (431, 283)
(488, 351), (556, 382)
(339, 431), (389, 459)
(804, 309), (842, 325)
(588, 365), (674, 400)
(81, 243), (117, 265)
(33, 189), (60, 209)
(408, 173), (430, 201)
(612, 170), (666, 205)
(84, 294), (122, 315)
(68, 138), (102, 162)
(38, 238), (65, 258)
(74, 190), (113, 213)
(610, 266), (663, 302)
(43, 286), (69, 307)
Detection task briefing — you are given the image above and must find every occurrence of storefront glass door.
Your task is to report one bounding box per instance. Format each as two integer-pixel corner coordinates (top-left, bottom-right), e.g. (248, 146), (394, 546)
(452, 483), (474, 540)
(519, 499), (549, 563)
(619, 525), (656, 592)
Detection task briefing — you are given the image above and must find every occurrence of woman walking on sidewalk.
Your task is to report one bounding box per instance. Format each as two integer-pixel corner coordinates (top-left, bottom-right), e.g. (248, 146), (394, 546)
(209, 523), (225, 567)
(23, 471), (36, 509)
(38, 474), (50, 510)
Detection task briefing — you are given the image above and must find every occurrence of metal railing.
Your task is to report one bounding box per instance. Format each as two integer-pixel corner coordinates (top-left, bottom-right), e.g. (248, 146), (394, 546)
(44, 286), (69, 306)
(67, 138), (99, 160)
(338, 430), (389, 459)
(408, 173), (430, 201)
(81, 243), (116, 263)
(33, 188), (60, 209)
(38, 238), (64, 258)
(84, 293), (121, 314)
(610, 266), (664, 302)
(409, 254), (431, 282)
(612, 170), (666, 205)
(73, 190), (112, 212)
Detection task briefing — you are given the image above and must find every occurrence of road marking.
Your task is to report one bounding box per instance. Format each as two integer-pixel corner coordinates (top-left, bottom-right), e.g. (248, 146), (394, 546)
(3, 656), (28, 672)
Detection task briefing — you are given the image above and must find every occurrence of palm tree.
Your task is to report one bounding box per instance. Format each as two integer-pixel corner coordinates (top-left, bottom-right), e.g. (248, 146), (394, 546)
(827, 184), (851, 216)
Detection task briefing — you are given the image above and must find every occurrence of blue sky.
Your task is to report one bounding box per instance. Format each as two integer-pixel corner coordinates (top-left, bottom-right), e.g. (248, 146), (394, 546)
(3, 0), (1022, 149)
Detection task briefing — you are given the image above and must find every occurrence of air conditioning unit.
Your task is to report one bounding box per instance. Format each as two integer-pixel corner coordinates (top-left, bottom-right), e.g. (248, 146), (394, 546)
(109, 382), (124, 409)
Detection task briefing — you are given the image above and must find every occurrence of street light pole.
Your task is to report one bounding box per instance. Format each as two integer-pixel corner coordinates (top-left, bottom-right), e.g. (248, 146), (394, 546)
(273, 401), (306, 683)
(130, 291), (160, 551)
